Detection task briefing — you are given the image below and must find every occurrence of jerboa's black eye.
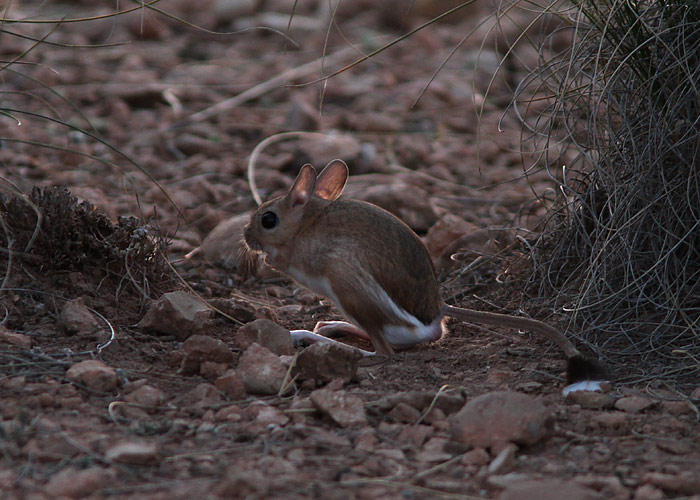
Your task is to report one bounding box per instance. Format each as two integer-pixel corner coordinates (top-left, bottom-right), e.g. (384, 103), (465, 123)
(261, 211), (278, 229)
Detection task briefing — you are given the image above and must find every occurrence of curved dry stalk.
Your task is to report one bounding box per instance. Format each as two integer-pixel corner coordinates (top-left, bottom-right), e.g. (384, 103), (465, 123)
(247, 131), (347, 205)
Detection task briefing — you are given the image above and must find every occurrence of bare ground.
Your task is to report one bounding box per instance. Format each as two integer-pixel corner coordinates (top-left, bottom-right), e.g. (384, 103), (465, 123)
(0, 2), (699, 499)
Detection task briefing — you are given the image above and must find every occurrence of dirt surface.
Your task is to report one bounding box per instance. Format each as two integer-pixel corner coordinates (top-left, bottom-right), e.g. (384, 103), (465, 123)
(1, 1), (699, 499)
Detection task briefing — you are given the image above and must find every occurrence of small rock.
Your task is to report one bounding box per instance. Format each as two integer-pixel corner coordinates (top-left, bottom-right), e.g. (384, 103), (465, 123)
(424, 213), (475, 258)
(655, 438), (694, 455)
(661, 400), (693, 415)
(213, 0), (257, 24)
(295, 341), (362, 384)
(200, 213), (259, 274)
(566, 390), (616, 410)
(633, 484), (665, 500)
(213, 469), (268, 498)
(354, 183), (439, 233)
(137, 291), (214, 341)
(415, 436), (452, 463)
(215, 405), (243, 422)
(125, 8), (169, 39)
(180, 334), (234, 374)
(575, 475), (628, 500)
(310, 388), (367, 428)
(295, 134), (365, 173)
(236, 343), (288, 395)
(487, 472), (536, 490)
(235, 319), (294, 355)
(173, 132), (222, 156)
(200, 361), (229, 379)
(245, 400), (290, 427)
(354, 427), (378, 452)
(642, 471), (700, 495)
(124, 384), (165, 408)
(66, 360), (118, 392)
(282, 99), (320, 132)
(45, 466), (110, 499)
(397, 424), (434, 447)
(591, 412), (629, 431)
(59, 297), (100, 336)
(449, 391), (552, 449)
(0, 326), (32, 349)
(615, 396), (655, 413)
(498, 479), (601, 500)
(105, 441), (159, 465)
(207, 297), (257, 323)
(462, 447), (490, 466)
(346, 111), (402, 133)
(388, 402), (422, 424)
(375, 390), (466, 415)
(180, 383), (222, 407)
(215, 369), (246, 400)
(422, 407), (448, 428)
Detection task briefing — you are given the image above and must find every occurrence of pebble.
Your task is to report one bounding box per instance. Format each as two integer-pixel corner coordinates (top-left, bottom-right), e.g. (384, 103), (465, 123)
(137, 291), (214, 340)
(449, 391), (552, 449)
(0, 327), (32, 349)
(295, 341), (362, 384)
(424, 213), (474, 258)
(65, 360), (118, 393)
(207, 297), (257, 324)
(614, 396), (656, 413)
(498, 478), (601, 500)
(59, 297), (100, 336)
(213, 469), (268, 498)
(199, 213), (257, 273)
(575, 475), (628, 500)
(236, 343), (288, 395)
(105, 441), (159, 465)
(375, 389), (466, 415)
(44, 466), (111, 499)
(388, 401), (422, 424)
(179, 383), (222, 408)
(397, 423), (434, 448)
(655, 438), (694, 455)
(590, 412), (629, 431)
(245, 400), (290, 427)
(462, 447), (490, 466)
(235, 319), (294, 355)
(641, 471), (700, 495)
(215, 369), (247, 400)
(309, 388), (367, 428)
(633, 484), (665, 500)
(415, 436), (452, 463)
(180, 334), (234, 374)
(566, 390), (616, 410)
(124, 384), (165, 408)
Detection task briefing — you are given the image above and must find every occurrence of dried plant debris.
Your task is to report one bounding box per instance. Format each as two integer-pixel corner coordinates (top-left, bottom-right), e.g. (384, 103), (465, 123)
(0, 186), (170, 291)
(516, 1), (700, 384)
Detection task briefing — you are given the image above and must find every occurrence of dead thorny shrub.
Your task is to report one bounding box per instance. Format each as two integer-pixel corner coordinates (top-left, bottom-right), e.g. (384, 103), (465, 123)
(515, 0), (700, 386)
(0, 187), (170, 297)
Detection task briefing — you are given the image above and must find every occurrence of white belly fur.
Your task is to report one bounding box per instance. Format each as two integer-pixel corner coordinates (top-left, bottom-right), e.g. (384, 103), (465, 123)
(287, 266), (445, 348)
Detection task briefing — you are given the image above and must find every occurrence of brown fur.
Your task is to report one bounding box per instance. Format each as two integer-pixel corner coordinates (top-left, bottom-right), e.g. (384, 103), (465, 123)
(243, 160), (606, 381)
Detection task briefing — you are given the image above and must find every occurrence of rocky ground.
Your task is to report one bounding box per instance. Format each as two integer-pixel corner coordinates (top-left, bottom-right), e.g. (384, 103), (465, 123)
(0, 1), (699, 499)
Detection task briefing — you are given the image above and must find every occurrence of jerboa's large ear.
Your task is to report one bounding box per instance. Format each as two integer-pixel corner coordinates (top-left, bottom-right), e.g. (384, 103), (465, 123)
(314, 159), (349, 201)
(285, 164), (317, 207)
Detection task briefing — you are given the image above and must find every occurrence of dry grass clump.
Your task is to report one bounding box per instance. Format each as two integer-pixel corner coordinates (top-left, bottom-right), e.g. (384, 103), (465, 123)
(0, 187), (170, 298)
(517, 0), (700, 384)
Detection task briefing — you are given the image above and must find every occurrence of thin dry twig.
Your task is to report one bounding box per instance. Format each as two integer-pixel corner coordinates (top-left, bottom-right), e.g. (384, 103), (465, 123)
(178, 47), (355, 127)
